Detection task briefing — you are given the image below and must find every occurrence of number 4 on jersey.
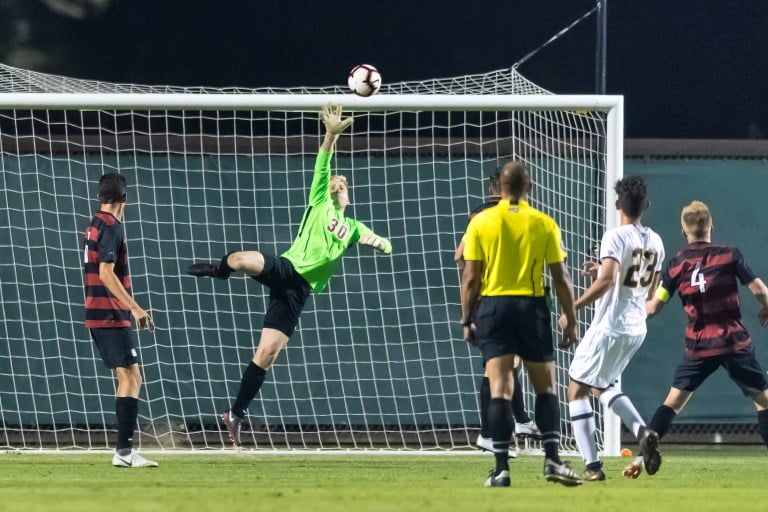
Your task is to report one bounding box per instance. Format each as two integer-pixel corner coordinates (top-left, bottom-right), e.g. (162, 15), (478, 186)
(691, 261), (707, 293)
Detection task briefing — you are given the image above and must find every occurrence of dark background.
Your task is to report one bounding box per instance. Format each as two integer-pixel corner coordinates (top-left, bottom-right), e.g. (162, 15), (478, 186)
(1, 0), (767, 139)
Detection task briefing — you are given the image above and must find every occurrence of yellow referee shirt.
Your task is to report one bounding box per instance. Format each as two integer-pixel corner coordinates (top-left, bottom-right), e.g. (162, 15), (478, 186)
(463, 199), (566, 296)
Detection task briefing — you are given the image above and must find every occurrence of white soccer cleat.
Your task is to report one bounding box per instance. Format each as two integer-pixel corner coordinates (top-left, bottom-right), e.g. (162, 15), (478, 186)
(515, 420), (541, 438)
(112, 450), (158, 468)
(475, 434), (518, 458)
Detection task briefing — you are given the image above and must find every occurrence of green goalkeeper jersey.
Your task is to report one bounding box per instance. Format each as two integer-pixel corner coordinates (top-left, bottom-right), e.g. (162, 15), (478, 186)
(282, 149), (388, 293)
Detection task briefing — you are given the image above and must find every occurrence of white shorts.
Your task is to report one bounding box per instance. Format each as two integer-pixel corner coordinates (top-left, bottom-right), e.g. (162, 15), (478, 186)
(568, 325), (646, 390)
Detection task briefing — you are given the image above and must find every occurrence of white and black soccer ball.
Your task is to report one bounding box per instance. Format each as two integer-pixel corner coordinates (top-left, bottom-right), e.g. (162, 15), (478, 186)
(347, 64), (381, 97)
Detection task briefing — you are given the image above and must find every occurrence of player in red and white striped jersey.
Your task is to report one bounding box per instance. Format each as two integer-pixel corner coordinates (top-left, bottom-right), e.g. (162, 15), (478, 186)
(646, 200), (768, 451)
(83, 172), (156, 468)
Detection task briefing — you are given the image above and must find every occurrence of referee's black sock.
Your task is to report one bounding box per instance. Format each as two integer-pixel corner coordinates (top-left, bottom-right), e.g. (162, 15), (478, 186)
(116, 396), (139, 455)
(479, 377), (491, 438)
(488, 398), (513, 472)
(648, 404), (677, 440)
(757, 409), (768, 448)
(231, 362), (267, 419)
(535, 393), (561, 462)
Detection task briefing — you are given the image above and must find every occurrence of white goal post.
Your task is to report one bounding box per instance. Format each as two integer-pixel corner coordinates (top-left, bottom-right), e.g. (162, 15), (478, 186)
(0, 64), (622, 455)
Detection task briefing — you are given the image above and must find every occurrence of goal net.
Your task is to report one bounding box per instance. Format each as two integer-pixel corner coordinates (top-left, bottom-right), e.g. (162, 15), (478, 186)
(0, 63), (622, 453)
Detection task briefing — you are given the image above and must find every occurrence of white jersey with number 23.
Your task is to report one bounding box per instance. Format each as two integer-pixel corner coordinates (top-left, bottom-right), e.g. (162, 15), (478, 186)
(591, 224), (665, 335)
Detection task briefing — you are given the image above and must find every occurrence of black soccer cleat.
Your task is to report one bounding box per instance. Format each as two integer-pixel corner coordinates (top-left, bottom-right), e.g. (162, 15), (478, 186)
(580, 463), (605, 482)
(221, 410), (243, 447)
(188, 262), (230, 280)
(638, 428), (662, 476)
(484, 468), (511, 487)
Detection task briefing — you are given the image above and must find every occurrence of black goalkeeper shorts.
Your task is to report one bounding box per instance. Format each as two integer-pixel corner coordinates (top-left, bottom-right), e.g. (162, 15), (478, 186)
(252, 253), (311, 337)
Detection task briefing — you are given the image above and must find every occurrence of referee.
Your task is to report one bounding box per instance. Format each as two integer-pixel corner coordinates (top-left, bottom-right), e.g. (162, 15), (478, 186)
(461, 160), (581, 487)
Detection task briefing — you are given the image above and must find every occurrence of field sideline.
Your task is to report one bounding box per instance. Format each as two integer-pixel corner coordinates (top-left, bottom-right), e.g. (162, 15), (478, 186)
(0, 445), (764, 512)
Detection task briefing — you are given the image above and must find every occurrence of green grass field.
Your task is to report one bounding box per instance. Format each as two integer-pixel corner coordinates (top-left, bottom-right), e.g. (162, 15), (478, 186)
(0, 445), (764, 512)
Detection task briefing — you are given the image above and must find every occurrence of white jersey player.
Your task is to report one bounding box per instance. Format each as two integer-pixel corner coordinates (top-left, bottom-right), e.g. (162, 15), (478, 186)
(586, 224), (664, 339)
(559, 177), (665, 482)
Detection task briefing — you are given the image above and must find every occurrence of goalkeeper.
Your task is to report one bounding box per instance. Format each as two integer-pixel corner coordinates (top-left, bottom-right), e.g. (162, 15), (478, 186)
(188, 103), (392, 446)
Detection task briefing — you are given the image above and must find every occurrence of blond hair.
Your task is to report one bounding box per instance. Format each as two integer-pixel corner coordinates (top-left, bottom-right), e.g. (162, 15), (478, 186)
(681, 200), (711, 237)
(330, 174), (348, 195)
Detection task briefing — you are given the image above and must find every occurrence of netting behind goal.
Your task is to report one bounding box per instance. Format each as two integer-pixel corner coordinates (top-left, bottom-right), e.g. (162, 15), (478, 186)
(0, 63), (621, 452)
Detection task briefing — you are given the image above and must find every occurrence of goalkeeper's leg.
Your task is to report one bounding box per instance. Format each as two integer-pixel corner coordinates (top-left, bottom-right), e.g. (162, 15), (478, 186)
(223, 328), (289, 446)
(188, 250), (266, 279)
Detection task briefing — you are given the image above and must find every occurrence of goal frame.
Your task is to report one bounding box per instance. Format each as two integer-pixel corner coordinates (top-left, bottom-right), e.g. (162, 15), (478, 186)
(0, 92), (624, 456)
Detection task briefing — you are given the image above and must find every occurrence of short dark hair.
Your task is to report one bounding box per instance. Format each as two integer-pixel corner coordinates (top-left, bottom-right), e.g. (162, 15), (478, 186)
(98, 173), (127, 204)
(614, 176), (648, 218)
(488, 166), (502, 195)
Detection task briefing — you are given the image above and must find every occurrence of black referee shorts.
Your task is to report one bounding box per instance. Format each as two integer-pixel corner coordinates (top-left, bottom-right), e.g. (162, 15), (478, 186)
(474, 295), (554, 363)
(671, 344), (768, 395)
(89, 327), (139, 369)
(251, 253), (311, 338)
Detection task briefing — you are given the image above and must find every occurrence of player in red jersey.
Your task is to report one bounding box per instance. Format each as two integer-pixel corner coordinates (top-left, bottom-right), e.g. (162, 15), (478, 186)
(645, 201), (768, 449)
(83, 172), (157, 468)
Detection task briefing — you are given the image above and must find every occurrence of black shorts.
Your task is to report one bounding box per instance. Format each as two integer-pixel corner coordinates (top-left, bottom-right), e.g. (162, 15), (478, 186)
(475, 296), (554, 363)
(90, 328), (138, 369)
(252, 254), (311, 337)
(671, 344), (768, 395)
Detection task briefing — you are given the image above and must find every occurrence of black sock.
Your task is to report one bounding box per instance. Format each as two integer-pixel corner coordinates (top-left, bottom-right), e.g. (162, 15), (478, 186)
(116, 396), (139, 454)
(217, 251), (237, 278)
(479, 377), (491, 437)
(231, 362), (267, 418)
(757, 409), (768, 448)
(488, 397), (513, 472)
(511, 367), (531, 423)
(586, 460), (603, 472)
(535, 393), (560, 462)
(648, 404), (677, 440)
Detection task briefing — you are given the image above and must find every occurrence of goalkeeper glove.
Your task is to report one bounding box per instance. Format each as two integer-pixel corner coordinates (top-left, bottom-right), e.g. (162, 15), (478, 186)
(359, 233), (392, 254)
(321, 103), (354, 136)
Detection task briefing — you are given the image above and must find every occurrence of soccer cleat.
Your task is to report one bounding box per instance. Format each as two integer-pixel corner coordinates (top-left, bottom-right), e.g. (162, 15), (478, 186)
(130, 452), (159, 467)
(484, 468), (511, 487)
(622, 456), (643, 479)
(112, 450), (158, 468)
(514, 420), (541, 438)
(638, 428), (662, 476)
(187, 262), (230, 280)
(112, 451), (132, 467)
(221, 409), (243, 447)
(543, 458), (583, 487)
(581, 468), (606, 482)
(475, 434), (518, 458)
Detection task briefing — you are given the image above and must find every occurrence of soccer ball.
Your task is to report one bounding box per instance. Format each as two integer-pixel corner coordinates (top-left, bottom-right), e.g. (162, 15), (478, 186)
(347, 64), (381, 97)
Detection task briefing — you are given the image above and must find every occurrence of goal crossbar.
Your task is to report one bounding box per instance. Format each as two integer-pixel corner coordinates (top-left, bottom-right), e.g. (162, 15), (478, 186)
(0, 93), (623, 112)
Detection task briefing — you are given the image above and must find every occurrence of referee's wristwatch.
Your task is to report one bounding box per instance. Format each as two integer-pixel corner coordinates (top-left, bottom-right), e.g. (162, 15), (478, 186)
(461, 319), (473, 327)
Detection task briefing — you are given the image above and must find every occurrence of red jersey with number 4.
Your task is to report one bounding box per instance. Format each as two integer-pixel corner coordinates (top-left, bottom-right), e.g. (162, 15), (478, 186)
(660, 241), (756, 358)
(83, 211), (132, 328)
